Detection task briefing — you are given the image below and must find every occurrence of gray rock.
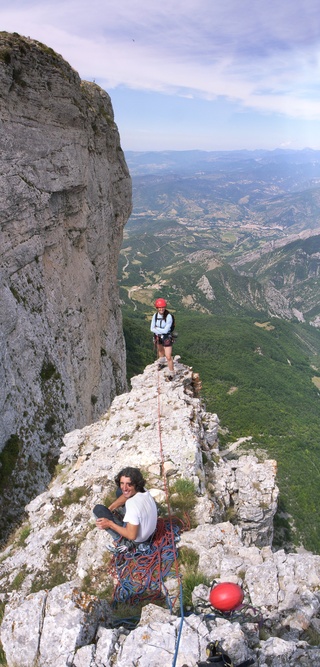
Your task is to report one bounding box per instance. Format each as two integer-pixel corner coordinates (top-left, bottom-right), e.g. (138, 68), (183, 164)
(0, 360), (320, 667)
(94, 626), (120, 667)
(0, 589), (47, 667)
(212, 455), (278, 546)
(72, 645), (96, 667)
(0, 32), (131, 535)
(1, 583), (109, 667)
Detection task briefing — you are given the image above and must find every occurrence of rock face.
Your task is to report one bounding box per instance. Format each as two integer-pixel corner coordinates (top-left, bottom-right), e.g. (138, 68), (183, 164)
(1, 359), (320, 666)
(0, 33), (131, 534)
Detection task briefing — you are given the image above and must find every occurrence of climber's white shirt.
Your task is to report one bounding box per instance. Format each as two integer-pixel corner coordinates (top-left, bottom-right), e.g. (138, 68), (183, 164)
(124, 490), (158, 542)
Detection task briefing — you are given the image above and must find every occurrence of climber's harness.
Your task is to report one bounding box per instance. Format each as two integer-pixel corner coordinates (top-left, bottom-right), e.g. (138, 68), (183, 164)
(154, 333), (173, 347)
(153, 312), (176, 348)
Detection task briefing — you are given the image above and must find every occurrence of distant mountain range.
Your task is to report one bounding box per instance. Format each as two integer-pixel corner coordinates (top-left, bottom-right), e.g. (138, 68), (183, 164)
(121, 149), (320, 326)
(234, 234), (320, 324)
(126, 149), (320, 239)
(125, 148), (320, 179)
(120, 149), (320, 553)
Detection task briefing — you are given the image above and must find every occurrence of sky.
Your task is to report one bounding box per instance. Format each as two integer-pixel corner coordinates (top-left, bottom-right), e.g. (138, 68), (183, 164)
(1, 0), (320, 152)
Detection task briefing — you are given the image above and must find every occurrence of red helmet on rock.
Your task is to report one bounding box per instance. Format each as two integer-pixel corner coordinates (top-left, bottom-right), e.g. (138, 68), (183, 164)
(155, 298), (167, 308)
(209, 582), (244, 612)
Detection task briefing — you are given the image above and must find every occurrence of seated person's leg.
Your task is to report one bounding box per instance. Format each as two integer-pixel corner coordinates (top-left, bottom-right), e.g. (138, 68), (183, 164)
(93, 503), (124, 541)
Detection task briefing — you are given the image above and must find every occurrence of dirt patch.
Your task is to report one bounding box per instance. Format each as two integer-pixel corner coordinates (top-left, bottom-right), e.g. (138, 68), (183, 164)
(254, 321), (275, 331)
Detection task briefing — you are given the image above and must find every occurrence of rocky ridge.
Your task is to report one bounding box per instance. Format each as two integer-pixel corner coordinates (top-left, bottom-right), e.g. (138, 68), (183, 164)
(0, 33), (132, 534)
(1, 359), (320, 666)
(233, 234), (320, 327)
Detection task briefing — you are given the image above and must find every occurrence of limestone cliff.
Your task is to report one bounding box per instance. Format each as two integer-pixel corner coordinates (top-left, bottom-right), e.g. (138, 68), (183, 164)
(0, 33), (132, 535)
(1, 360), (320, 666)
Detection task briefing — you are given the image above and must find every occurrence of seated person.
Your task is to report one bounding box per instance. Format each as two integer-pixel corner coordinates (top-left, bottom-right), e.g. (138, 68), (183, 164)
(93, 466), (158, 554)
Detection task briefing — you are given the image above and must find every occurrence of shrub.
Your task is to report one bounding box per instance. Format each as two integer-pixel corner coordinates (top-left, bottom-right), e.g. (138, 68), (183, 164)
(9, 567), (27, 591)
(60, 486), (88, 506)
(0, 49), (11, 64)
(182, 571), (209, 609)
(40, 360), (57, 381)
(0, 435), (21, 492)
(178, 546), (209, 610)
(30, 564), (68, 593)
(48, 506), (65, 525)
(81, 555), (114, 600)
(178, 546), (199, 570)
(169, 478), (197, 523)
(0, 641), (6, 666)
(17, 524), (31, 547)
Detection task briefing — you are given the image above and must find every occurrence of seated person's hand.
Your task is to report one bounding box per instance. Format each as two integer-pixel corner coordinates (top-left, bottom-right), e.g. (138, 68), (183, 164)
(96, 517), (111, 530)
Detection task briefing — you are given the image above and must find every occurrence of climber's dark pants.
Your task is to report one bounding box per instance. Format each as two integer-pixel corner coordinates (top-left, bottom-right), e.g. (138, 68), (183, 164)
(93, 489), (126, 541)
(93, 493), (155, 550)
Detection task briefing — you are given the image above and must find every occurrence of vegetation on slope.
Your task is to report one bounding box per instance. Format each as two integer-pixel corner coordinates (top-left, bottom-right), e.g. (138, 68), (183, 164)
(123, 306), (320, 553)
(120, 150), (320, 554)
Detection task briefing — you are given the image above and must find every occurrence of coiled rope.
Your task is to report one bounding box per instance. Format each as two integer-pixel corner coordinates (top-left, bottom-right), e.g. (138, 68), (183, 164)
(111, 516), (186, 607)
(109, 368), (185, 666)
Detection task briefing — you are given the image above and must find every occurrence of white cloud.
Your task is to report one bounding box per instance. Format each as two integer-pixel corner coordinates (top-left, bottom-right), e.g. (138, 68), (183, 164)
(1, 0), (320, 120)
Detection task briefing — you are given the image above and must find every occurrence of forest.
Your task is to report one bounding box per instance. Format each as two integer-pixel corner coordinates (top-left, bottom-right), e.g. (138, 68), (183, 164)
(122, 305), (320, 553)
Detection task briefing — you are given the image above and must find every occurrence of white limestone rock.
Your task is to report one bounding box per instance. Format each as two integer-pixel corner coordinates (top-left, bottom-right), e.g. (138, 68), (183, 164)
(212, 455), (278, 546)
(94, 626), (120, 667)
(0, 589), (47, 667)
(1, 582), (110, 667)
(72, 645), (96, 667)
(1, 360), (320, 666)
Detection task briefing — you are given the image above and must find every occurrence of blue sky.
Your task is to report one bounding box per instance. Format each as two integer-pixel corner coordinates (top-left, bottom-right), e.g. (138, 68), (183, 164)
(1, 0), (320, 151)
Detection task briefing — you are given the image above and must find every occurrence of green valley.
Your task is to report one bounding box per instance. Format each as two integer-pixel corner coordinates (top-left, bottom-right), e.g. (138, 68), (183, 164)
(120, 149), (320, 553)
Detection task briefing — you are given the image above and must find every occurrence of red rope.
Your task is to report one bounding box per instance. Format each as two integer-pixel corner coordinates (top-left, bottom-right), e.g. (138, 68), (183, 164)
(157, 371), (181, 585)
(109, 369), (185, 608)
(110, 516), (187, 606)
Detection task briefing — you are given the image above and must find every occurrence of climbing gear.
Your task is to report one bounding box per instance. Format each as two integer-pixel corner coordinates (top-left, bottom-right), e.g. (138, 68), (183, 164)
(154, 332), (174, 348)
(154, 312), (175, 333)
(110, 516), (189, 606)
(209, 582), (244, 612)
(136, 541), (151, 553)
(155, 297), (167, 308)
(195, 642), (254, 667)
(198, 641), (233, 666)
(106, 542), (129, 555)
(106, 544), (121, 555)
(163, 334), (173, 346)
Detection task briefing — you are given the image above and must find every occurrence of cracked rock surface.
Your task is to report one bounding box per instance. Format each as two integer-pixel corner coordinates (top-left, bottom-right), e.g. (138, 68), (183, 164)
(0, 32), (131, 535)
(1, 360), (320, 666)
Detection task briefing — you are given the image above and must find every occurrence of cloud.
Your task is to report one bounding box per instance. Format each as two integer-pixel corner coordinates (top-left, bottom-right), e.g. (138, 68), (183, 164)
(1, 0), (320, 119)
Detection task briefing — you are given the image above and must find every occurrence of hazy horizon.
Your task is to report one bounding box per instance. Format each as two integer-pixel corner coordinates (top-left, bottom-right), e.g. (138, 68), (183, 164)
(1, 1), (320, 152)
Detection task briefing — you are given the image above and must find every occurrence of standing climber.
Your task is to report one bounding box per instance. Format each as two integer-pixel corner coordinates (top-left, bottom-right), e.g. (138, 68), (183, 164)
(150, 298), (175, 380)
